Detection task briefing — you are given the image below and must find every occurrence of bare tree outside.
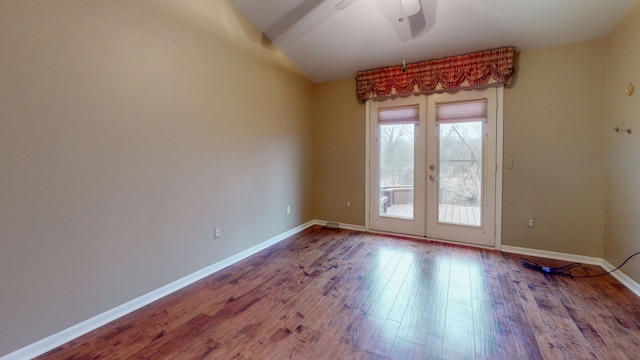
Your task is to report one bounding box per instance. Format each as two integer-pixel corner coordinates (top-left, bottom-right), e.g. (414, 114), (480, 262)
(378, 123), (415, 218)
(438, 122), (483, 207)
(377, 120), (483, 222)
(380, 124), (414, 187)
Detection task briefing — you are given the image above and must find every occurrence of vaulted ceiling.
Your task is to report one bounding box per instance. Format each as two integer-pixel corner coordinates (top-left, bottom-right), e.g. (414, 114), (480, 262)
(231, 0), (636, 83)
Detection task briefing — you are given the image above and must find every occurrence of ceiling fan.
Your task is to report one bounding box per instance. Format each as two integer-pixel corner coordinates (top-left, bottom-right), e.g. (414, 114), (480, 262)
(336, 0), (436, 41)
(335, 0), (357, 11)
(336, 0), (420, 13)
(264, 0), (435, 46)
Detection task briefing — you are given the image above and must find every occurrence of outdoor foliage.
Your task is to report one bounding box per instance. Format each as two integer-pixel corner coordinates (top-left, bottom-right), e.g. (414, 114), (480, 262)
(380, 124), (414, 188)
(379, 122), (483, 207)
(439, 122), (483, 207)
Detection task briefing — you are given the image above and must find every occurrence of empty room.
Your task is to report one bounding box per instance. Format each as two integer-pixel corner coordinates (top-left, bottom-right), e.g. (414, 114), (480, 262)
(2, 0), (640, 359)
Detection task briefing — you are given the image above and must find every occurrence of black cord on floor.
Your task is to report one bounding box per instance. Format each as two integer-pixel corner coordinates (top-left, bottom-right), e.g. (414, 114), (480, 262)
(520, 251), (640, 278)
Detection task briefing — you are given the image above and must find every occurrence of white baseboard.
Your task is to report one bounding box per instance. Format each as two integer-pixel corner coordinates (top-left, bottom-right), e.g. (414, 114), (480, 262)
(313, 219), (365, 232)
(2, 220), (321, 360)
(502, 245), (640, 297)
(501, 245), (604, 265)
(599, 259), (640, 297)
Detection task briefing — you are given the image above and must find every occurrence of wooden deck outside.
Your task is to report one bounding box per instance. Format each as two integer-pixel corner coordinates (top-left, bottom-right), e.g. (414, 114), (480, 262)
(386, 203), (481, 227)
(37, 226), (640, 360)
(438, 204), (481, 226)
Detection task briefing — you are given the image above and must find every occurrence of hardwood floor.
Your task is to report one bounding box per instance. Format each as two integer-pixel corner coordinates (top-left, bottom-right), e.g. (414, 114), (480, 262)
(37, 226), (640, 359)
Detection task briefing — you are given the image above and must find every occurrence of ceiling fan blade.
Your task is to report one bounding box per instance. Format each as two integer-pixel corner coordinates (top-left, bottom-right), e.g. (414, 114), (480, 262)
(415, 0), (437, 37)
(403, 0), (421, 16)
(335, 0), (357, 11)
(408, 11), (427, 38)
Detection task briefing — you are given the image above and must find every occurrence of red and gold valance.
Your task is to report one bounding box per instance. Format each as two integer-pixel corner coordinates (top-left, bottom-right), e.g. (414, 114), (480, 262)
(356, 47), (516, 102)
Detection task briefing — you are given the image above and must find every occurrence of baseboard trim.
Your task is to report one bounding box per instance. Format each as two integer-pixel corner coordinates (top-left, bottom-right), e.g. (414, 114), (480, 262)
(501, 245), (640, 297)
(501, 245), (603, 265)
(599, 259), (640, 297)
(310, 219), (365, 232)
(2, 220), (319, 360)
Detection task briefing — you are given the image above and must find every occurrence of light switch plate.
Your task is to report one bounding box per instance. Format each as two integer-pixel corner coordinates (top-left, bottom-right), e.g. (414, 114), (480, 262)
(506, 158), (514, 169)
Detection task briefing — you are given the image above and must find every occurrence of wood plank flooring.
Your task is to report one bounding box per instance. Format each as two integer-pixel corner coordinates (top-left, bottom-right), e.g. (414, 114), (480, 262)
(37, 226), (640, 359)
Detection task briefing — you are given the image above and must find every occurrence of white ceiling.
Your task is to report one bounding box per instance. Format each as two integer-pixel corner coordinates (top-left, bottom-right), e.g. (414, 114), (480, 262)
(230, 0), (636, 84)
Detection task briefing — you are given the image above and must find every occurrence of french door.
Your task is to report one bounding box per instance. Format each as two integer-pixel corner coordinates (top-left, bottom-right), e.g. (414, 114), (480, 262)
(368, 96), (426, 236)
(368, 87), (500, 247)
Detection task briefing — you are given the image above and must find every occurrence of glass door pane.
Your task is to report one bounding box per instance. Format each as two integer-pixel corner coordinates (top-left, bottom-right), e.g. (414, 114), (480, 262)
(438, 121), (483, 227)
(379, 123), (414, 219)
(369, 97), (425, 237)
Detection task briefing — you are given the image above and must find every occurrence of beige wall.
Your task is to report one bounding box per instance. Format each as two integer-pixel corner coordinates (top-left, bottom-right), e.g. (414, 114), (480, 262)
(0, 0), (313, 355)
(313, 41), (608, 259)
(604, 2), (640, 282)
(502, 40), (606, 256)
(312, 80), (366, 226)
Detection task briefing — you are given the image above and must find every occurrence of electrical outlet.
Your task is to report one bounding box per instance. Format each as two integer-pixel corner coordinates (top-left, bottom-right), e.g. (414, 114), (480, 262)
(346, 201), (351, 208)
(527, 218), (535, 228)
(286, 205), (291, 214)
(214, 226), (221, 239)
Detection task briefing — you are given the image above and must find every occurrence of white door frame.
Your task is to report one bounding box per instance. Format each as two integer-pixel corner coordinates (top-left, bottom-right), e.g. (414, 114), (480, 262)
(367, 96), (426, 236)
(365, 86), (503, 249)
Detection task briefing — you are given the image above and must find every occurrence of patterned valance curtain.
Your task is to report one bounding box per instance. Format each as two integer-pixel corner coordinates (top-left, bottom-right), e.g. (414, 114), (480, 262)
(356, 47), (516, 102)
